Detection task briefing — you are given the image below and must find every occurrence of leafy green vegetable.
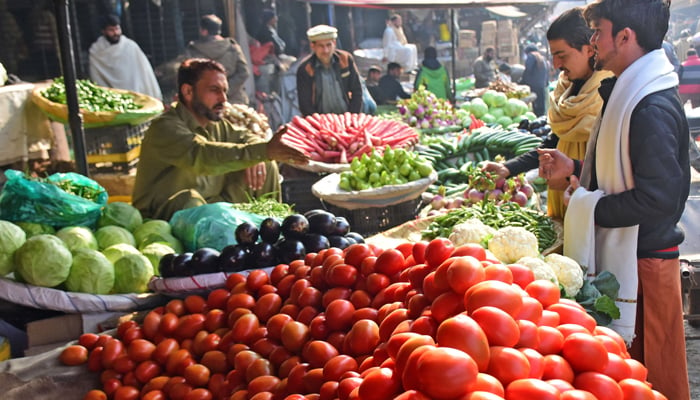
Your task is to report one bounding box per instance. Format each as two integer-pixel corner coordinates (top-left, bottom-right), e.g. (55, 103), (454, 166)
(112, 253), (153, 293)
(41, 77), (143, 113)
(14, 234), (72, 287)
(101, 243), (141, 264)
(230, 193), (294, 220)
(575, 271), (621, 326)
(56, 226), (98, 252)
(65, 248), (114, 294)
(133, 219), (172, 245)
(95, 225), (136, 250)
(141, 242), (176, 275)
(98, 202), (143, 232)
(0, 221), (26, 276)
(14, 221), (56, 238)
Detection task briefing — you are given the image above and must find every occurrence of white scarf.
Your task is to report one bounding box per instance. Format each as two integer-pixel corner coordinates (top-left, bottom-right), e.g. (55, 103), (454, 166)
(564, 49), (678, 344)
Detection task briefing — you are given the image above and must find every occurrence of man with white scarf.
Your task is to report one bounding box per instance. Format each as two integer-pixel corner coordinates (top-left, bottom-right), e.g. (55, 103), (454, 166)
(539, 1), (690, 398)
(382, 14), (418, 72)
(89, 14), (163, 101)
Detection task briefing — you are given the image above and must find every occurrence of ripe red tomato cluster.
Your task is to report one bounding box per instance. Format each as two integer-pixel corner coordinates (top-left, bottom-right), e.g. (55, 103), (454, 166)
(61, 239), (668, 400)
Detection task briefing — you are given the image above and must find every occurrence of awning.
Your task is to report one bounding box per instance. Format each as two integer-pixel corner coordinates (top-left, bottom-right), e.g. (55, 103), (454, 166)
(299, 0), (555, 8)
(485, 5), (527, 18)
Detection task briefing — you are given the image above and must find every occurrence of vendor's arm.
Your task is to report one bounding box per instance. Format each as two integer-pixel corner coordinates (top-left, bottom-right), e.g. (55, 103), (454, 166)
(504, 134), (559, 176)
(297, 63), (315, 116)
(594, 102), (687, 228)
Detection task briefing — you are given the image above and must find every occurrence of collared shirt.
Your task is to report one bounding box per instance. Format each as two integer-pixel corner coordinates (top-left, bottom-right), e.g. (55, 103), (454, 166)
(315, 60), (348, 114)
(132, 103), (267, 217)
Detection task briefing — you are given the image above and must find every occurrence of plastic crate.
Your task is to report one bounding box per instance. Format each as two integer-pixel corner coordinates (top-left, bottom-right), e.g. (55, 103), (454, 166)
(280, 164), (327, 214)
(324, 197), (422, 237)
(84, 121), (150, 160)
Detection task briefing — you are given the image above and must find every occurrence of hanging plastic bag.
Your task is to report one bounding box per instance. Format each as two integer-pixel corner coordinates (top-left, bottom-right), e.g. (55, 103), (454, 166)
(169, 202), (266, 252)
(0, 170), (108, 228)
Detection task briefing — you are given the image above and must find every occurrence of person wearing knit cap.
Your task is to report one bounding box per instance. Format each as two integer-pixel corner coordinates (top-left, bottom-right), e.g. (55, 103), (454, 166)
(296, 24), (363, 116)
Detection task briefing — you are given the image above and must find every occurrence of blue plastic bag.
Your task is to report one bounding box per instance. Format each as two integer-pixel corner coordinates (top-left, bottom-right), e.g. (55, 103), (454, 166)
(0, 170), (108, 228)
(169, 202), (266, 252)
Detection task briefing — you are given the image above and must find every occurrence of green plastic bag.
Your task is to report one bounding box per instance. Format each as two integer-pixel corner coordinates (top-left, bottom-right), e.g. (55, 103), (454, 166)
(0, 170), (108, 228)
(169, 202), (266, 252)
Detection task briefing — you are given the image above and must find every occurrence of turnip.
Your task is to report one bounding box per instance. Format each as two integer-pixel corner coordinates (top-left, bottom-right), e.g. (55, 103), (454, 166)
(512, 191), (529, 207)
(487, 189), (503, 201)
(520, 184), (534, 199)
(467, 188), (484, 203)
(431, 194), (446, 210)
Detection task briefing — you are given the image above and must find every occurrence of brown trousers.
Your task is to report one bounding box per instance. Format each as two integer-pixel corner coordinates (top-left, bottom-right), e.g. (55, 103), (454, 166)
(629, 258), (690, 400)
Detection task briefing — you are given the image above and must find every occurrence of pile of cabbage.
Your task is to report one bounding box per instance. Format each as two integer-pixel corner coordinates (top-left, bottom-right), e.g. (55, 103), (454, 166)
(0, 202), (181, 294)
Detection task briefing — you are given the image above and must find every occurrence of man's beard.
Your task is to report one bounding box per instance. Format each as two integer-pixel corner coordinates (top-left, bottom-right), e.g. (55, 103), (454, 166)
(105, 34), (121, 44)
(192, 97), (224, 121)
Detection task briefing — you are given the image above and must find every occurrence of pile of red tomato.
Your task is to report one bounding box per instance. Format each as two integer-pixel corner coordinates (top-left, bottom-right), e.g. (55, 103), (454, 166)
(60, 238), (668, 400)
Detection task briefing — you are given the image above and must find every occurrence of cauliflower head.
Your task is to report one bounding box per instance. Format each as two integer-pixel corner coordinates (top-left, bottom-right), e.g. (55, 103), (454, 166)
(516, 256), (559, 285)
(448, 218), (496, 246)
(487, 226), (539, 264)
(544, 253), (584, 298)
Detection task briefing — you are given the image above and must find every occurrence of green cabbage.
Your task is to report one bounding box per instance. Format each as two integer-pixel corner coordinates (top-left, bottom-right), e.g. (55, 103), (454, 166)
(98, 202), (143, 232)
(95, 225), (136, 250)
(140, 242), (176, 275)
(56, 226), (98, 252)
(112, 253), (154, 293)
(138, 232), (183, 254)
(0, 221), (26, 276)
(14, 221), (56, 238)
(101, 243), (141, 264)
(65, 248), (114, 294)
(133, 219), (171, 245)
(15, 234), (72, 287)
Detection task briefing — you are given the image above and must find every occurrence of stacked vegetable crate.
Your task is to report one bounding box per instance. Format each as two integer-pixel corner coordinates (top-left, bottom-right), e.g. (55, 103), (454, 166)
(279, 164), (327, 214)
(324, 196), (423, 237)
(84, 121), (150, 174)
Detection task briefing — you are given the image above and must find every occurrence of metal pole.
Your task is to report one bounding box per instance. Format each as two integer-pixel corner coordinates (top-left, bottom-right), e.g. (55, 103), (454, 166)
(451, 8), (456, 101)
(54, 0), (89, 176)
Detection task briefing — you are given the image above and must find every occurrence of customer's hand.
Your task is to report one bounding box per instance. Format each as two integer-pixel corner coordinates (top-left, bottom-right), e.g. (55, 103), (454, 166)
(245, 162), (267, 191)
(538, 148), (574, 182)
(563, 175), (581, 206)
(267, 125), (310, 165)
(481, 161), (510, 180)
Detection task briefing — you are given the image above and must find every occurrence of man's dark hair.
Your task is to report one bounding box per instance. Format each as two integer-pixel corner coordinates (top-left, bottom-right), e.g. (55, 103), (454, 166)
(200, 14), (222, 36)
(689, 48), (698, 57)
(583, 0), (670, 53)
(177, 58), (226, 101)
(547, 7), (593, 51)
(424, 46), (437, 60)
(387, 62), (402, 72)
(100, 14), (120, 29)
(390, 14), (401, 23)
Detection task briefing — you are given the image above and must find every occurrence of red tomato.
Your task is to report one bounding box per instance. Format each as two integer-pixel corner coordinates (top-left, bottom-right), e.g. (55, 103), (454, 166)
(302, 367), (325, 393)
(101, 338), (125, 370)
(450, 243), (487, 261)
(515, 296), (544, 324)
(618, 379), (655, 400)
(357, 367), (401, 400)
(547, 303), (596, 333)
(254, 292), (283, 323)
(166, 348), (195, 376)
(83, 389), (108, 400)
(266, 313), (293, 342)
(280, 320), (310, 353)
(113, 386), (140, 400)
(412, 241), (429, 264)
(344, 244), (375, 269)
(424, 238), (455, 269)
(373, 248), (406, 277)
(602, 352), (633, 382)
(309, 313), (330, 340)
(230, 313), (260, 345)
(472, 372), (505, 396)
(560, 389), (599, 400)
(325, 299), (356, 332)
(79, 333), (101, 350)
(525, 280), (561, 308)
(465, 280), (523, 317)
(378, 308), (409, 343)
(415, 347), (478, 400)
(539, 310), (561, 327)
(226, 293), (256, 314)
(400, 345), (436, 392)
(486, 346), (531, 386)
(505, 378), (561, 400)
(349, 290), (372, 310)
(625, 358), (649, 382)
(184, 295), (207, 314)
(321, 287), (352, 308)
(471, 306), (520, 347)
(435, 313), (490, 371)
(183, 363), (211, 388)
(558, 323), (591, 338)
(200, 350), (228, 375)
(344, 319), (380, 356)
(165, 299), (186, 316)
(446, 256), (486, 295)
(516, 319), (539, 348)
(391, 389), (431, 400)
(507, 264), (536, 289)
(247, 375), (281, 397)
(461, 391), (507, 400)
(542, 354), (575, 382)
(303, 340), (340, 368)
(407, 264), (431, 293)
(573, 372), (623, 400)
(431, 291), (466, 323)
(246, 269), (270, 292)
(520, 347), (545, 379)
(326, 264), (359, 287)
(323, 354), (359, 381)
(394, 336), (435, 377)
(245, 357), (274, 382)
(225, 273), (246, 290)
(60, 345), (89, 366)
(561, 332), (609, 373)
(536, 326), (565, 355)
(337, 376), (363, 400)
(365, 273), (391, 295)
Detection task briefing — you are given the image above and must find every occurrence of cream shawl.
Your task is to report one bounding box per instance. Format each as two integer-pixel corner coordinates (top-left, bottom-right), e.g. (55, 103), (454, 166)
(564, 49), (678, 344)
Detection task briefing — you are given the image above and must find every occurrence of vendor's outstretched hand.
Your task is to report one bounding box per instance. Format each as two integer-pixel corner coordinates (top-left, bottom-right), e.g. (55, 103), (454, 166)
(537, 148), (574, 182)
(481, 161), (510, 180)
(267, 125), (310, 165)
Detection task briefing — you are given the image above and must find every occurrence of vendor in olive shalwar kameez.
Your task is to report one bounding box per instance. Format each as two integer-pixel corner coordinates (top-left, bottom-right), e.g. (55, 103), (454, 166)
(132, 58), (309, 220)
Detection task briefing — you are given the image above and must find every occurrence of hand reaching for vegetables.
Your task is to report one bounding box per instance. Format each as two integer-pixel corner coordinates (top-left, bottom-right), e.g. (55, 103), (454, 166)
(481, 161), (510, 180)
(266, 125), (310, 165)
(245, 162), (267, 191)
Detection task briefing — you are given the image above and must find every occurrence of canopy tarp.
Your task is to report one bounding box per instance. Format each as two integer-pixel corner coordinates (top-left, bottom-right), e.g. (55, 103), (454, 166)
(299, 0), (554, 8)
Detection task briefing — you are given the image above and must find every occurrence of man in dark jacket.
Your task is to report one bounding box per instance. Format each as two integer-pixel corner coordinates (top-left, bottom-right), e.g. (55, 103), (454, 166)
(185, 14), (250, 105)
(296, 24), (363, 116)
(375, 62), (411, 105)
(520, 44), (549, 116)
(539, 1), (690, 398)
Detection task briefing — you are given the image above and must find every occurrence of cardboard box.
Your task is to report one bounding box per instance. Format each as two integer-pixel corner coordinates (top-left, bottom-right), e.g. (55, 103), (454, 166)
(458, 29), (477, 48)
(25, 312), (125, 355)
(481, 20), (497, 33)
(497, 19), (513, 32)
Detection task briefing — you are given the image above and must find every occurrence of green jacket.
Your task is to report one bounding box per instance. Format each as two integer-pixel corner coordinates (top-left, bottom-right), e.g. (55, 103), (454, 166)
(132, 103), (269, 218)
(414, 64), (451, 100)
